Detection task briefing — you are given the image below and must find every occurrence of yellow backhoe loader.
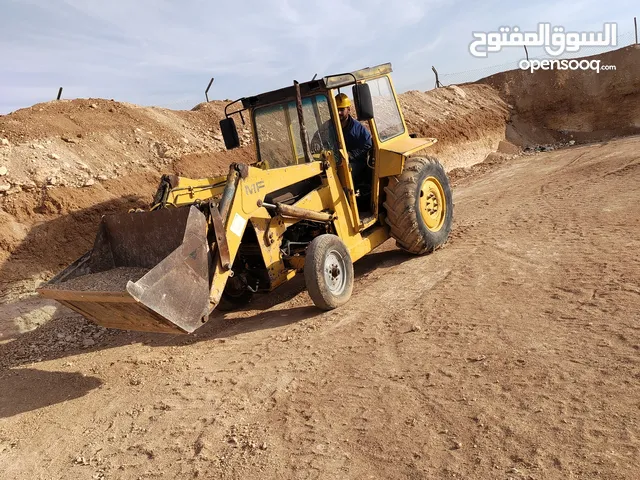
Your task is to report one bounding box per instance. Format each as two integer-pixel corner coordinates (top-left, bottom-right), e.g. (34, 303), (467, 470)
(37, 63), (453, 334)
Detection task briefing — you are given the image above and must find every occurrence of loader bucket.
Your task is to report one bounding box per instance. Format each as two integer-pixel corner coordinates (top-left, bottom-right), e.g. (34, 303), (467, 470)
(37, 205), (211, 334)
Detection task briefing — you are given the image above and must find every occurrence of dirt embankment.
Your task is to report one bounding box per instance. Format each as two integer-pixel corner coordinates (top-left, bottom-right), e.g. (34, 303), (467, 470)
(478, 45), (640, 145)
(0, 98), (247, 190)
(400, 84), (510, 170)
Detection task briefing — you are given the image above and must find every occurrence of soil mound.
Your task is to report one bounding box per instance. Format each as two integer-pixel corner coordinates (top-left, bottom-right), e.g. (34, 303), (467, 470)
(400, 84), (510, 170)
(478, 45), (640, 145)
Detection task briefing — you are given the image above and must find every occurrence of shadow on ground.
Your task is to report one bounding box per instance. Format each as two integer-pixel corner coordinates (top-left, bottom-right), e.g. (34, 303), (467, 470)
(0, 368), (102, 418)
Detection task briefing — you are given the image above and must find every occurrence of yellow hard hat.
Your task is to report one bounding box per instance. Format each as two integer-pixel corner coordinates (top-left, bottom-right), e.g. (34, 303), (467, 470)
(335, 93), (351, 109)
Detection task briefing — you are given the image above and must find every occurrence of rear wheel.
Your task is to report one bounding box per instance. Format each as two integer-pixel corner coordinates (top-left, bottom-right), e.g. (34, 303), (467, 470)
(383, 156), (453, 254)
(304, 234), (354, 310)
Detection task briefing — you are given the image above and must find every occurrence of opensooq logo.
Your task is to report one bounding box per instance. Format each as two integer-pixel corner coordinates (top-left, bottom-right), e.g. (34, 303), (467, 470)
(469, 23), (618, 58)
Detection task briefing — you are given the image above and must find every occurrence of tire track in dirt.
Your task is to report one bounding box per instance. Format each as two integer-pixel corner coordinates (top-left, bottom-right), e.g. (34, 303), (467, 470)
(0, 137), (639, 479)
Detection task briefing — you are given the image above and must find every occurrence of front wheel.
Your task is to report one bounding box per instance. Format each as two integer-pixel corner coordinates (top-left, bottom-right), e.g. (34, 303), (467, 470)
(216, 275), (254, 311)
(304, 234), (354, 310)
(383, 156), (453, 254)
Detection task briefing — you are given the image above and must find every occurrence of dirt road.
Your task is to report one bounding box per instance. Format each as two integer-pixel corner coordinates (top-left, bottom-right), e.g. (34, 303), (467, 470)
(1, 136), (639, 479)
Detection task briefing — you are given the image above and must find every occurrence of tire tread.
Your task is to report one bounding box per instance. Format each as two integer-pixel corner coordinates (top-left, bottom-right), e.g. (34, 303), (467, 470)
(384, 156), (453, 255)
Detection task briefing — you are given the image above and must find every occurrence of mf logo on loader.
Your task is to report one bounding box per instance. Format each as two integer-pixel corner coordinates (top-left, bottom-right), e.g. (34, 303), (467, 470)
(245, 180), (265, 195)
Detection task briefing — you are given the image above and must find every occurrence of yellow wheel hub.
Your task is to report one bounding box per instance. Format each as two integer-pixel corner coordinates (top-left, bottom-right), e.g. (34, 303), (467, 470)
(419, 176), (446, 232)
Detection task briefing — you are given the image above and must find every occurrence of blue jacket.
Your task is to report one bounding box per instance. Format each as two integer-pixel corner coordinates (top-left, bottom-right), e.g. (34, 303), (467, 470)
(342, 116), (372, 161)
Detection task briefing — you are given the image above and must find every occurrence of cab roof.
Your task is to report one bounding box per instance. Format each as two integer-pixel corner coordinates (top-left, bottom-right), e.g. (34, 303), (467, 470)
(238, 63), (392, 110)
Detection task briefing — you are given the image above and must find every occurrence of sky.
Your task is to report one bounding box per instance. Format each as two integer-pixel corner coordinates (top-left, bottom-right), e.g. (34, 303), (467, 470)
(0, 0), (637, 114)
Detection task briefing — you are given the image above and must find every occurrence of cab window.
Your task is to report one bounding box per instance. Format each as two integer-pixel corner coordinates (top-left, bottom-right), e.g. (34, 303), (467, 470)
(254, 95), (339, 168)
(366, 77), (404, 141)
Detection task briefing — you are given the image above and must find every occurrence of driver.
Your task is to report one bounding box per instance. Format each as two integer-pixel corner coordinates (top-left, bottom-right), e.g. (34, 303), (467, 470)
(334, 93), (372, 184)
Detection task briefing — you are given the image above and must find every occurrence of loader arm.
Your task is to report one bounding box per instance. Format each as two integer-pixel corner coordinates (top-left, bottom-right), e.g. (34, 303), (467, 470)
(152, 173), (229, 208)
(206, 160), (332, 308)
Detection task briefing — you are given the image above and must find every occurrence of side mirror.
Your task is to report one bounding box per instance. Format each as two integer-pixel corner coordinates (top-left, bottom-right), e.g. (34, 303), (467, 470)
(353, 83), (374, 121)
(219, 117), (240, 150)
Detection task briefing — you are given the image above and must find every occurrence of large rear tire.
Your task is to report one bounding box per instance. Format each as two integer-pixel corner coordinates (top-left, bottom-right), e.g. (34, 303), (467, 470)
(304, 234), (354, 310)
(383, 156), (453, 254)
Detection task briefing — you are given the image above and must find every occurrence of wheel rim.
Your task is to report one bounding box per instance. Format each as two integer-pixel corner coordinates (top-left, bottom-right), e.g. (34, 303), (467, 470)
(324, 250), (347, 295)
(419, 176), (446, 232)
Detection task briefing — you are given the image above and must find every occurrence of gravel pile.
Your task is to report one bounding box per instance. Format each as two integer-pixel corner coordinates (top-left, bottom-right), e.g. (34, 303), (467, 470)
(48, 267), (150, 292)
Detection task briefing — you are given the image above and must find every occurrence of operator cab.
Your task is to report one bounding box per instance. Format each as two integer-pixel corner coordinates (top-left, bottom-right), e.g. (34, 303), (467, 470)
(219, 63), (409, 229)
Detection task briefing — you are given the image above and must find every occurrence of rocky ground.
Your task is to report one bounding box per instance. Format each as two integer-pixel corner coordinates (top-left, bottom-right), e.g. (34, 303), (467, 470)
(0, 136), (638, 479)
